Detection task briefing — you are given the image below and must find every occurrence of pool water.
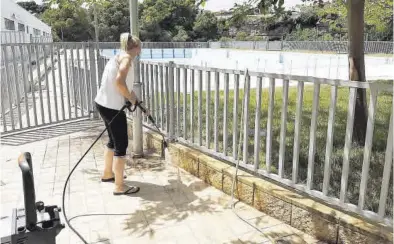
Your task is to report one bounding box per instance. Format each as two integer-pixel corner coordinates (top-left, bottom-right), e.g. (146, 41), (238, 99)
(101, 48), (193, 59)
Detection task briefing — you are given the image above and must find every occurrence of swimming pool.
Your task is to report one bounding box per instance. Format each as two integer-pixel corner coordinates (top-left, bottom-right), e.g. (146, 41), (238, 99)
(101, 48), (393, 80)
(100, 48), (193, 60)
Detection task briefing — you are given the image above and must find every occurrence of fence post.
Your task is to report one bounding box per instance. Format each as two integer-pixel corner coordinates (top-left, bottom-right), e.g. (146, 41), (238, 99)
(281, 36), (284, 50)
(168, 61), (175, 140)
(88, 42), (98, 118)
(266, 38), (269, 51)
(130, 0), (144, 157)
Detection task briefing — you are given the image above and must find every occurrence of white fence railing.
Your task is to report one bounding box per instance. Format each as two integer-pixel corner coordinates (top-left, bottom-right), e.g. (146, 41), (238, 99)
(1, 41), (392, 228)
(209, 41), (394, 54)
(1, 31), (30, 44)
(136, 59), (393, 227)
(1, 31), (53, 44)
(0, 42), (97, 134)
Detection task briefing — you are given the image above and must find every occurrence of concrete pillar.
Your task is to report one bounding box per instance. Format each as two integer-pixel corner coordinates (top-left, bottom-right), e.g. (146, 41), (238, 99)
(129, 0), (143, 158)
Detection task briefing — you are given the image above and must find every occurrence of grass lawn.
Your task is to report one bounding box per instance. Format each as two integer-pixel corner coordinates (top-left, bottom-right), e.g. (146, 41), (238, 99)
(152, 81), (393, 218)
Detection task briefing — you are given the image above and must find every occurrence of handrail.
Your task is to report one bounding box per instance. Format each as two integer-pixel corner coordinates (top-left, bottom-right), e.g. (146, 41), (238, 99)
(17, 152), (37, 231)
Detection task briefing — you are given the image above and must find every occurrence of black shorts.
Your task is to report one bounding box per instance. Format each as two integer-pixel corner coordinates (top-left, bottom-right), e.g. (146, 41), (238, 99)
(95, 102), (128, 157)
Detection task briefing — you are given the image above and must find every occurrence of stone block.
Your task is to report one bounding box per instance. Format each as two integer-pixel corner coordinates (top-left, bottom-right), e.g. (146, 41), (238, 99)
(237, 178), (254, 206)
(178, 149), (198, 176)
(152, 137), (162, 152)
(198, 162), (222, 190)
(253, 188), (292, 225)
(167, 145), (180, 166)
(291, 204), (338, 243)
(222, 174), (253, 205)
(338, 225), (392, 244)
(223, 173), (254, 205)
(144, 133), (154, 149)
(222, 173), (238, 198)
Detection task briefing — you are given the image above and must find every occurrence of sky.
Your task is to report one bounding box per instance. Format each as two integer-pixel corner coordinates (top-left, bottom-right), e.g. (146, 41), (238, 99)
(17, 0), (305, 11)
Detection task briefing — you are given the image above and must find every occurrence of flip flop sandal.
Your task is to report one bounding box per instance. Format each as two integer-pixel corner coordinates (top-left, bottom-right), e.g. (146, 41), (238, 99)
(113, 186), (140, 195)
(101, 175), (127, 182)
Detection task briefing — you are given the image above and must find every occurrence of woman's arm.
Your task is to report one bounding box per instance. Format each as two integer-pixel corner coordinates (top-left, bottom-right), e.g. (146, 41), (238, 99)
(115, 56), (138, 105)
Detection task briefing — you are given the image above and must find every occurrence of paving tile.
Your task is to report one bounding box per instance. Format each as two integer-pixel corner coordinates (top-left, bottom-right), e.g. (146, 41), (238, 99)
(146, 223), (194, 242)
(89, 219), (111, 243)
(144, 206), (192, 230)
(237, 229), (274, 243)
(112, 235), (156, 244)
(263, 234), (313, 244)
(0, 125), (325, 244)
(188, 215), (239, 243)
(232, 201), (266, 220)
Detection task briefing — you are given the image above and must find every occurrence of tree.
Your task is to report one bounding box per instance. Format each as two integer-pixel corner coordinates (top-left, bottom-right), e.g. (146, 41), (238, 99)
(193, 11), (219, 41)
(346, 0), (369, 144)
(286, 27), (318, 41)
(173, 26), (190, 42)
(41, 0), (94, 41)
(17, 1), (48, 15)
(228, 3), (255, 28)
(295, 5), (320, 28)
(88, 0), (130, 42)
(316, 0), (393, 41)
(315, 0), (393, 144)
(235, 31), (249, 41)
(139, 0), (199, 41)
(200, 0), (379, 144)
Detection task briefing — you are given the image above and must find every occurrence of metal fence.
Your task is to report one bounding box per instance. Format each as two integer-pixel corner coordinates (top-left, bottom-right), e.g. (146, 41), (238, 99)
(141, 42), (209, 49)
(0, 42), (97, 135)
(1, 40), (392, 228)
(209, 41), (394, 54)
(1, 31), (30, 44)
(136, 59), (393, 227)
(1, 31), (53, 44)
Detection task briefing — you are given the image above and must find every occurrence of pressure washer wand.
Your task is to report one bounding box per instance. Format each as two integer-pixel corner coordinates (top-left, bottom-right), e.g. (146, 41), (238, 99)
(130, 101), (168, 152)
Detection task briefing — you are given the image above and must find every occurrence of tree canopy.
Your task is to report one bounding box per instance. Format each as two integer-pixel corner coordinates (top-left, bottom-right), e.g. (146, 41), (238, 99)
(17, 1), (48, 15)
(18, 0), (392, 42)
(40, 0), (93, 41)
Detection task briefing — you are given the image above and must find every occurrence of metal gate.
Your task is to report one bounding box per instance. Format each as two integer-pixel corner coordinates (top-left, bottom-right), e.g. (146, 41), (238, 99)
(0, 42), (98, 136)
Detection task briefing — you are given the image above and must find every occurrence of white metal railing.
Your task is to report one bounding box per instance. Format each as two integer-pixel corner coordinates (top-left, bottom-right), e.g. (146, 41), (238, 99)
(0, 31), (53, 44)
(138, 59), (393, 227)
(209, 41), (394, 54)
(1, 41), (392, 228)
(1, 31), (30, 44)
(0, 42), (97, 135)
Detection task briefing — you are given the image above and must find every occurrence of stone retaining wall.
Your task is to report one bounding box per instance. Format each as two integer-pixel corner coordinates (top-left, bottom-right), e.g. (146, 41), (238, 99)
(130, 124), (393, 244)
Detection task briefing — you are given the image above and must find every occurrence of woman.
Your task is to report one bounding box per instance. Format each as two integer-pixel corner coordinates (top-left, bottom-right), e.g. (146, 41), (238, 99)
(94, 33), (142, 195)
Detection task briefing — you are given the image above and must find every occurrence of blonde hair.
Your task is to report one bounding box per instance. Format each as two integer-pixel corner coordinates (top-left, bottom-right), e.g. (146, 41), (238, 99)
(120, 32), (141, 52)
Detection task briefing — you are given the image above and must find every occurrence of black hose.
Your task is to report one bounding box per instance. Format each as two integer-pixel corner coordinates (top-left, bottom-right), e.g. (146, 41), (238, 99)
(62, 102), (137, 244)
(61, 100), (167, 244)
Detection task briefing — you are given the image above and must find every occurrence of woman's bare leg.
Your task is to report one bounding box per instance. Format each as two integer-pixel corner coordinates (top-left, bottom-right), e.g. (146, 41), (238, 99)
(113, 156), (139, 194)
(113, 156), (126, 192)
(102, 147), (114, 179)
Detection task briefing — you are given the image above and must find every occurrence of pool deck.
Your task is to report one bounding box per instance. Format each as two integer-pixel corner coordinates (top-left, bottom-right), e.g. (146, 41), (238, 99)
(0, 121), (325, 244)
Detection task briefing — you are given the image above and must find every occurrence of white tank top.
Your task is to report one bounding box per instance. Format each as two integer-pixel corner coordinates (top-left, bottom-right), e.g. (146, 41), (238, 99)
(94, 54), (134, 111)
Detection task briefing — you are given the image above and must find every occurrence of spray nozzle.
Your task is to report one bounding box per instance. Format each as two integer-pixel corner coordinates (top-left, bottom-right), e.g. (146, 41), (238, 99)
(125, 100), (168, 156)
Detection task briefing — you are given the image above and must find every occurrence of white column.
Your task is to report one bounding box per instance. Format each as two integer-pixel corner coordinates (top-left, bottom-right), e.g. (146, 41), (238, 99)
(130, 0), (143, 157)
